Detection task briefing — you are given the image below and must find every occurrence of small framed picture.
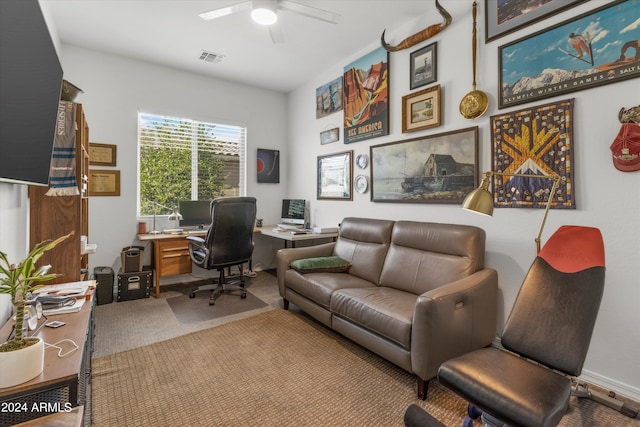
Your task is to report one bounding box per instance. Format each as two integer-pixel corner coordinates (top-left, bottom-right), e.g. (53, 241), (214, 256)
(89, 143), (117, 166)
(402, 84), (442, 133)
(320, 128), (340, 145)
(89, 169), (121, 196)
(317, 151), (353, 200)
(410, 42), (437, 89)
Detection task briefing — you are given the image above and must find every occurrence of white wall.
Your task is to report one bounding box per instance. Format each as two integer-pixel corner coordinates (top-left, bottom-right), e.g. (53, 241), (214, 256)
(287, 1), (640, 400)
(0, 184), (30, 323)
(59, 46), (289, 272)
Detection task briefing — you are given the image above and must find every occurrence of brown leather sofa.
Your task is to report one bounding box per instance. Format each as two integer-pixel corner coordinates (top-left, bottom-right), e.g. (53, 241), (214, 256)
(276, 217), (498, 400)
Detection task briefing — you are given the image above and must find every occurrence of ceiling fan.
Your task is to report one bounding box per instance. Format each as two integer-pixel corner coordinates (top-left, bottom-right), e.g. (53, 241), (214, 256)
(199, 0), (341, 43)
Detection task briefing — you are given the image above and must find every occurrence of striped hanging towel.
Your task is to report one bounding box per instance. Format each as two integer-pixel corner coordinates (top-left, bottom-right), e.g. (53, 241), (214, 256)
(46, 101), (79, 196)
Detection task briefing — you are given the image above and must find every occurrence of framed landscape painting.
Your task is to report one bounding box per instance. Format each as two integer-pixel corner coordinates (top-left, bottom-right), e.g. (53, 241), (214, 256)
(499, 0), (640, 109)
(317, 151), (353, 200)
(369, 127), (478, 204)
(316, 77), (343, 119)
(485, 0), (586, 43)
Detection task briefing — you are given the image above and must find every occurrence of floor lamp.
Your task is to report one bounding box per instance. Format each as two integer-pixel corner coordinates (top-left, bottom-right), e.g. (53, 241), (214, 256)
(149, 201), (183, 235)
(462, 171), (560, 254)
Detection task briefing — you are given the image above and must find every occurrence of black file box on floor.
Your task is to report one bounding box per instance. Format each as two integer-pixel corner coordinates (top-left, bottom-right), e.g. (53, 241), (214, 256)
(117, 266), (152, 301)
(94, 266), (114, 305)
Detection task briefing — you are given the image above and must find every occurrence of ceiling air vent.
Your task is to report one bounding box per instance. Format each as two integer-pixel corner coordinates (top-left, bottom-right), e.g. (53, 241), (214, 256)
(199, 50), (224, 63)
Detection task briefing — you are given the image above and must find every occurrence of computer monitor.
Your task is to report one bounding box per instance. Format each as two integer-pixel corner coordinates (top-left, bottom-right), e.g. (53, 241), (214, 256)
(281, 199), (306, 225)
(178, 200), (211, 229)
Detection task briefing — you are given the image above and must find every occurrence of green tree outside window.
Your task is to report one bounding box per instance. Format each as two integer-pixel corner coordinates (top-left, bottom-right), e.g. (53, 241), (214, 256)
(138, 114), (244, 216)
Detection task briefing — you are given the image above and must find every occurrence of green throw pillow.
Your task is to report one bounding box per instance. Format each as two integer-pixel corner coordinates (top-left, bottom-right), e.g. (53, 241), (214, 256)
(290, 256), (351, 274)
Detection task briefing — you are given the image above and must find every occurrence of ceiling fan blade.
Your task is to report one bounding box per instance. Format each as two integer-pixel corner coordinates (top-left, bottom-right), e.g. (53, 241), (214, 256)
(198, 1), (252, 20)
(278, 0), (340, 24)
(269, 23), (285, 43)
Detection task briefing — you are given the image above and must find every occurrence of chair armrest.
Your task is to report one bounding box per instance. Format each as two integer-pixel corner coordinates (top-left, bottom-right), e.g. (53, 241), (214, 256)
(187, 235), (208, 266)
(186, 235), (205, 244)
(411, 268), (498, 381)
(276, 242), (335, 295)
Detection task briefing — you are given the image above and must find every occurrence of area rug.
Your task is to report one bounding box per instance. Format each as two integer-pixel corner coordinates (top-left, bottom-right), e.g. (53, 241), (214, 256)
(92, 308), (639, 426)
(166, 284), (268, 324)
(92, 309), (468, 426)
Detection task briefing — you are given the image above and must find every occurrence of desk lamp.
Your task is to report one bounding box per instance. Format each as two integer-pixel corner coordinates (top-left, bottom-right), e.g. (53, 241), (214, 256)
(149, 201), (183, 234)
(462, 171), (561, 254)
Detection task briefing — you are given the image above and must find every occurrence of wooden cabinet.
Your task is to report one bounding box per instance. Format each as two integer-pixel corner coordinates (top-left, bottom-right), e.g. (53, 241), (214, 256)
(29, 103), (90, 284)
(156, 238), (192, 277)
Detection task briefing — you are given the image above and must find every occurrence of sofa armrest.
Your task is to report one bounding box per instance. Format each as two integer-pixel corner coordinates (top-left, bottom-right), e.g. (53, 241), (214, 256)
(411, 268), (498, 381)
(275, 242), (336, 296)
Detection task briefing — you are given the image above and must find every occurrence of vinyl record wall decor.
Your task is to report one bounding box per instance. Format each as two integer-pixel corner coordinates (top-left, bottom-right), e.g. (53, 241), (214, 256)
(257, 149), (279, 183)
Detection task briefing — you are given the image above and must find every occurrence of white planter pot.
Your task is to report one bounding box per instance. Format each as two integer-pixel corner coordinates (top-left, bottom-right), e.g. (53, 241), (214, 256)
(0, 337), (45, 388)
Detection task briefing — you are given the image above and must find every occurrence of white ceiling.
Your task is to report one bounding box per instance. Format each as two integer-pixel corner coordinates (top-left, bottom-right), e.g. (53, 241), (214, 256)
(41, 0), (440, 93)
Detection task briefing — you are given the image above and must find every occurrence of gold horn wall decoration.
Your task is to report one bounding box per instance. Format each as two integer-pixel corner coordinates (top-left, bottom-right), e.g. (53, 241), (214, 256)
(380, 0), (452, 52)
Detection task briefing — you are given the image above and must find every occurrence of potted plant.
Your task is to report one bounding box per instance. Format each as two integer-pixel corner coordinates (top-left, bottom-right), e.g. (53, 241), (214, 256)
(0, 232), (73, 388)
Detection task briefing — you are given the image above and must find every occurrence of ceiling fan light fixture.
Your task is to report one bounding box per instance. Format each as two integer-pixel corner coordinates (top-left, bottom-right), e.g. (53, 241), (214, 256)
(251, 0), (278, 25)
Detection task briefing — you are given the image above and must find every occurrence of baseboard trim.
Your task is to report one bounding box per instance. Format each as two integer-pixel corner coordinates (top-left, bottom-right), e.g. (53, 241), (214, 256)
(579, 369), (640, 403)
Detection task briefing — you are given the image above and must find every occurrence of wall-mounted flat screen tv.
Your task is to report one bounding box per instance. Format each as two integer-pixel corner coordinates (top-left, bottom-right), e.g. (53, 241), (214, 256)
(0, 0), (63, 186)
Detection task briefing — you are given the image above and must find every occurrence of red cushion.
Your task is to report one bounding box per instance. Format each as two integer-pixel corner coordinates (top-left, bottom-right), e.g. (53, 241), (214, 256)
(538, 226), (605, 273)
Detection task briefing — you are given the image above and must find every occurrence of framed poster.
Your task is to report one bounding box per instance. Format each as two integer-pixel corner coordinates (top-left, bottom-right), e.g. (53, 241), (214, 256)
(89, 169), (120, 196)
(316, 77), (343, 119)
(343, 47), (389, 144)
(89, 143), (117, 166)
(485, 0), (586, 43)
(257, 149), (279, 183)
(499, 0), (640, 109)
(402, 84), (441, 133)
(491, 98), (575, 209)
(317, 151), (353, 200)
(370, 127), (478, 204)
(410, 42), (437, 89)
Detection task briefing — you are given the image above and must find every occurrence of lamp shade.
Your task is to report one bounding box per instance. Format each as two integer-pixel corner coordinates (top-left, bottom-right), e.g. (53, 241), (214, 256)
(462, 172), (494, 216)
(168, 210), (183, 221)
(462, 187), (493, 216)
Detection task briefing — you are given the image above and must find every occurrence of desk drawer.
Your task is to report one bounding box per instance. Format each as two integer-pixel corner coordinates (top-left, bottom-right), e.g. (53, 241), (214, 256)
(158, 240), (192, 276)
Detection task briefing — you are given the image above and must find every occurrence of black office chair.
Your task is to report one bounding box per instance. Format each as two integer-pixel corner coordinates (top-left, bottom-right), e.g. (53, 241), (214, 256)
(187, 196), (257, 306)
(436, 225), (606, 427)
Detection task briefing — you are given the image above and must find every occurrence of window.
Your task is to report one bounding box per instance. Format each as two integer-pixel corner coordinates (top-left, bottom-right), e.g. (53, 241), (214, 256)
(138, 112), (246, 216)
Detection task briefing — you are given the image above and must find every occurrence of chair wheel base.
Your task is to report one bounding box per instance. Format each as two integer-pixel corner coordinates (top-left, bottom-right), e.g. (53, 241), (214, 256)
(241, 292), (247, 299)
(189, 293), (195, 298)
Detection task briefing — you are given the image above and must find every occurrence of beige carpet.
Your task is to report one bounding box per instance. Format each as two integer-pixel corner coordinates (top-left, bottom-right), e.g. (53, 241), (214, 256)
(92, 309), (467, 426)
(92, 308), (639, 427)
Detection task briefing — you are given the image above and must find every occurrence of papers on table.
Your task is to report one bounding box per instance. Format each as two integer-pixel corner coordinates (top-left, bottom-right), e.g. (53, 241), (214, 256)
(32, 280), (94, 315)
(32, 280), (94, 299)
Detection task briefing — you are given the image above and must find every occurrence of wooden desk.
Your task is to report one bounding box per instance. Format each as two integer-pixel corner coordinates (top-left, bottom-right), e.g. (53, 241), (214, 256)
(260, 226), (338, 248)
(138, 231), (207, 298)
(0, 295), (95, 426)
